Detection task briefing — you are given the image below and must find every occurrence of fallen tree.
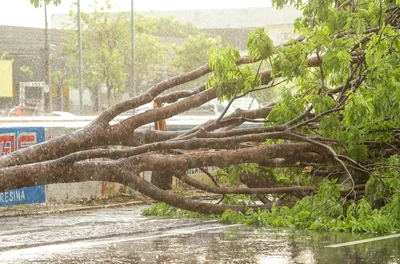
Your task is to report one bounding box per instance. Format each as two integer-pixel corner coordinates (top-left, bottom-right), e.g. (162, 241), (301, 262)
(2, 0), (400, 229)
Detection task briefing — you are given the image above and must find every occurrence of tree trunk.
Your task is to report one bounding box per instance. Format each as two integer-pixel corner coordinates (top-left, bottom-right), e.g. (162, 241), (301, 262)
(91, 87), (100, 112)
(150, 169), (173, 190)
(240, 171), (277, 204)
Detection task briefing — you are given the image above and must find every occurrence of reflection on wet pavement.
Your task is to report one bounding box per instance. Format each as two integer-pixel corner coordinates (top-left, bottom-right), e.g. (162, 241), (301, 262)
(0, 206), (398, 263)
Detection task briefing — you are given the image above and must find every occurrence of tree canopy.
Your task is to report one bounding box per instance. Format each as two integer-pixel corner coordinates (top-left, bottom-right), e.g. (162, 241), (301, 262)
(9, 0), (400, 232)
(61, 2), (166, 107)
(60, 1), (214, 109)
(30, 0), (61, 8)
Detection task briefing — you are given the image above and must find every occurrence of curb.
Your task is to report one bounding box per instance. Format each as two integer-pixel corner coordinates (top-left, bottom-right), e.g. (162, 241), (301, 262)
(0, 201), (147, 218)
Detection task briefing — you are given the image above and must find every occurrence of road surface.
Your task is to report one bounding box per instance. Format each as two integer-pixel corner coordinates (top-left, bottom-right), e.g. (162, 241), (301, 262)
(0, 205), (398, 263)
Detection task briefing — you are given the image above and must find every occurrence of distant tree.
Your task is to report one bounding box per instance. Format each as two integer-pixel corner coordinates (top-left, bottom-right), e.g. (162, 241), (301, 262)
(168, 33), (223, 91)
(132, 13), (169, 95)
(60, 2), (204, 109)
(155, 16), (200, 38)
(61, 2), (170, 108)
(170, 33), (223, 73)
(30, 0), (61, 8)
(129, 13), (204, 97)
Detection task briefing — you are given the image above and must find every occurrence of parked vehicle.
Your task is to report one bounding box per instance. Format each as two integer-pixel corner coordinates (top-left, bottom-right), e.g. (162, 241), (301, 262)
(3, 106), (45, 117)
(51, 111), (76, 117)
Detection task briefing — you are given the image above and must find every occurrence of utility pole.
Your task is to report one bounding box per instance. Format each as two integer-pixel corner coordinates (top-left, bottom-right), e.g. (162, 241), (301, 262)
(131, 0), (136, 100)
(44, 1), (52, 113)
(77, 0), (83, 115)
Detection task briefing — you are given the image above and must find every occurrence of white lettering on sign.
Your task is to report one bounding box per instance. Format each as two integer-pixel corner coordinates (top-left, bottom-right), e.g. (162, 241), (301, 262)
(0, 190), (26, 203)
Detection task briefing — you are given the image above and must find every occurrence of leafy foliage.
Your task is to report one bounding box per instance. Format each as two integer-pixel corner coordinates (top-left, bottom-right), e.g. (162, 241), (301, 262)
(221, 194), (257, 206)
(141, 202), (216, 219)
(246, 28), (274, 60)
(207, 28), (270, 100)
(219, 179), (400, 233)
(272, 42), (309, 81)
(30, 0), (61, 8)
(62, 2), (131, 105)
(170, 33), (223, 74)
(168, 33), (223, 91)
(256, 0), (400, 164)
(155, 16), (200, 38)
(62, 1), (208, 106)
(141, 176), (399, 233)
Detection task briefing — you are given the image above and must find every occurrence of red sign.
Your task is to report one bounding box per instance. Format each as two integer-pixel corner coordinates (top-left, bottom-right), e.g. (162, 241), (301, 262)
(0, 128), (43, 156)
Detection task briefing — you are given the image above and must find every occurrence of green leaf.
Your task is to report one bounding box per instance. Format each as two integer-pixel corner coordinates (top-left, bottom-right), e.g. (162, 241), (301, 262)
(247, 28), (274, 60)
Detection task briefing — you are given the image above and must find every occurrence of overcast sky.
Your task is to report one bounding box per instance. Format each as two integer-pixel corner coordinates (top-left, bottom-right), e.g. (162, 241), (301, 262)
(0, 0), (272, 28)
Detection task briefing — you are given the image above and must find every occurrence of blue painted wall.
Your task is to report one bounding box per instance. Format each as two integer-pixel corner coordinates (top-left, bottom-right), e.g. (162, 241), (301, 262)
(0, 127), (46, 206)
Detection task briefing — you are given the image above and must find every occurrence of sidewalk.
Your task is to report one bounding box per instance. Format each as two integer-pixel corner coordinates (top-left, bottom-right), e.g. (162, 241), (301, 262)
(0, 194), (152, 218)
(0, 190), (219, 218)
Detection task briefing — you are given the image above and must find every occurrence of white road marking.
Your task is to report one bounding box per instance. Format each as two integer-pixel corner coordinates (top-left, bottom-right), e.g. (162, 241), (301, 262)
(325, 233), (400, 248)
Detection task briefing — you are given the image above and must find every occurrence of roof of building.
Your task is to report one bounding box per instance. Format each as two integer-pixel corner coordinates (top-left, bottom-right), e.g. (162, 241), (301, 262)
(140, 7), (301, 29)
(51, 7), (302, 30)
(0, 25), (66, 83)
(0, 25), (64, 55)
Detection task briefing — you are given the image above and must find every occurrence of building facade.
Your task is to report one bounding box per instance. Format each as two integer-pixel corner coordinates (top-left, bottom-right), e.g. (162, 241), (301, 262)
(0, 25), (70, 112)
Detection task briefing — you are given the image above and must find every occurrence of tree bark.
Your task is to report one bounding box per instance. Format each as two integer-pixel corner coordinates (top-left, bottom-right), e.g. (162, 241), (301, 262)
(150, 169), (173, 190)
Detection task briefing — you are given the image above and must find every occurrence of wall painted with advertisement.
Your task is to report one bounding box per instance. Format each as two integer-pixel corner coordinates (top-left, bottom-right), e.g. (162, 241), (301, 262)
(0, 127), (46, 206)
(0, 126), (119, 206)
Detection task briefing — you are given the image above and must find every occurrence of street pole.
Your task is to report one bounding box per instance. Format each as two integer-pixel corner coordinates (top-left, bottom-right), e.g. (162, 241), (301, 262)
(44, 1), (52, 113)
(131, 0), (136, 100)
(77, 0), (83, 115)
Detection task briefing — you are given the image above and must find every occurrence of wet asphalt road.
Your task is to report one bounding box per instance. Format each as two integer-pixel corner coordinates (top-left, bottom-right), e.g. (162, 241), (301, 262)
(0, 206), (399, 264)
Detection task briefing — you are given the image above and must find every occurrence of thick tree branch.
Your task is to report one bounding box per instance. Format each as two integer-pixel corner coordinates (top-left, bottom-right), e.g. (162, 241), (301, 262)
(0, 142), (332, 191)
